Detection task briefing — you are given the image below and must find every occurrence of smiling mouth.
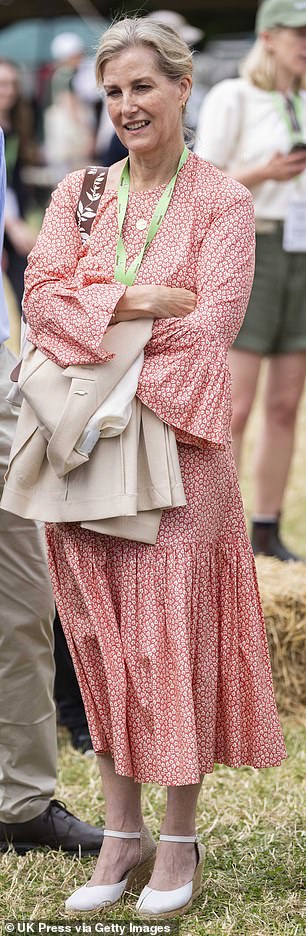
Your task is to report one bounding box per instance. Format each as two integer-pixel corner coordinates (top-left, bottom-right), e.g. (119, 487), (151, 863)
(124, 120), (150, 131)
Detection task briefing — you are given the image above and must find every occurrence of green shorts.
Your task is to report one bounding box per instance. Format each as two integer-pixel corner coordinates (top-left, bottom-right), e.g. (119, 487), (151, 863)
(234, 226), (306, 355)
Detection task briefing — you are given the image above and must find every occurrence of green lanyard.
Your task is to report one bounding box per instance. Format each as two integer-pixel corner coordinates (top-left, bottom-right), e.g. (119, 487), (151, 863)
(271, 92), (304, 145)
(114, 145), (189, 286)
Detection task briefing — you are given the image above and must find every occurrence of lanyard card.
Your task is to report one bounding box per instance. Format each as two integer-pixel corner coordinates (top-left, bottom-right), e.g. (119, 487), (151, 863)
(283, 197), (306, 252)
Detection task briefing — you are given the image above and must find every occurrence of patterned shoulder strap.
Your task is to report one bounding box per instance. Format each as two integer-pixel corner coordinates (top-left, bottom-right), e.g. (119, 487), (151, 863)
(76, 165), (109, 244)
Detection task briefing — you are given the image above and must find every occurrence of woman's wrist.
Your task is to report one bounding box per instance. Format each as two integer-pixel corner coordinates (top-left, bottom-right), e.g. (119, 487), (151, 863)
(114, 286), (151, 321)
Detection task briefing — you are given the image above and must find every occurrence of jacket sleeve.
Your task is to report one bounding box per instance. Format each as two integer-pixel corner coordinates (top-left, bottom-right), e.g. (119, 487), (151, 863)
(23, 171), (126, 367)
(137, 185), (255, 447)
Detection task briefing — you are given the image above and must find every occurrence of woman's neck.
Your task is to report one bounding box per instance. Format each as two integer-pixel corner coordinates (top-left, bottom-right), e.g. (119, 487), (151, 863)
(274, 64), (299, 94)
(128, 141), (185, 192)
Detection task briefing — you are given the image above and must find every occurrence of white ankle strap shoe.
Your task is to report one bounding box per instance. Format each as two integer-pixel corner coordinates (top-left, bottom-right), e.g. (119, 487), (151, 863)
(65, 826), (156, 913)
(135, 833), (205, 919)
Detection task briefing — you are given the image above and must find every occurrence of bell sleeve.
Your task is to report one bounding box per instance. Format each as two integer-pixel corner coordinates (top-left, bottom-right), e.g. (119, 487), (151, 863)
(23, 170), (126, 367)
(193, 187), (255, 348)
(137, 184), (255, 447)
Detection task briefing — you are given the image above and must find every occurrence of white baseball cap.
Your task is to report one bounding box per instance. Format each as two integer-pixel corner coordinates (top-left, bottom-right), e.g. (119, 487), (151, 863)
(145, 10), (204, 45)
(50, 33), (85, 62)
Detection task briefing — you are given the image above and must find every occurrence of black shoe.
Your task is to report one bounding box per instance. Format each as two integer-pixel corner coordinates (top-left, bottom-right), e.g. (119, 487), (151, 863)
(0, 799), (104, 855)
(70, 727), (94, 756)
(251, 519), (304, 562)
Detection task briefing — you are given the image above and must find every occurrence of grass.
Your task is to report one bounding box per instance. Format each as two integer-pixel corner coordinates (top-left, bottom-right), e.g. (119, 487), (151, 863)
(0, 721), (305, 934)
(0, 374), (305, 936)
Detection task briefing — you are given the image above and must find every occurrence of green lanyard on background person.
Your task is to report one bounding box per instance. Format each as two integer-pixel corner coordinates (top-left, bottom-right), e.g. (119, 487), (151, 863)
(271, 92), (305, 146)
(114, 145), (189, 287)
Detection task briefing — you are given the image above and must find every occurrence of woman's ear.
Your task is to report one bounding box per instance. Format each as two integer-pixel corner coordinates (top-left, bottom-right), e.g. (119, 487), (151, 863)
(179, 75), (193, 108)
(261, 29), (276, 54)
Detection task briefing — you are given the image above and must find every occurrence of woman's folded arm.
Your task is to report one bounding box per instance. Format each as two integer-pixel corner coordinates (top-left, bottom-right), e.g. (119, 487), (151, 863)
(23, 171), (126, 367)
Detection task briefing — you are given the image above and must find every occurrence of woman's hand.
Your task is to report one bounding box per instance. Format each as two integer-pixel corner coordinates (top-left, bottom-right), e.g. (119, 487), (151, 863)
(262, 150), (306, 182)
(114, 284), (197, 322)
(145, 285), (197, 319)
(234, 150), (306, 189)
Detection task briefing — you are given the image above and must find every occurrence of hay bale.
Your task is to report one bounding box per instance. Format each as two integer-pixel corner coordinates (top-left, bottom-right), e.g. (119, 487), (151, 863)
(256, 556), (306, 717)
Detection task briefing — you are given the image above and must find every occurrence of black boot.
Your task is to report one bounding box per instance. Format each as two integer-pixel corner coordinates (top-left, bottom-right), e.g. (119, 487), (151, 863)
(251, 518), (304, 562)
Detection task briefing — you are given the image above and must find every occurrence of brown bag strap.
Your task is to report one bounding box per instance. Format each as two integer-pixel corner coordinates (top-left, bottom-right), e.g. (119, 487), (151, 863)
(75, 165), (109, 243)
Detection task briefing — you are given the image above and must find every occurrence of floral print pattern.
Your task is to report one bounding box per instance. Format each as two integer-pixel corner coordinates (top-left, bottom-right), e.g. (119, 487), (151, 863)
(24, 153), (255, 447)
(24, 152), (286, 783)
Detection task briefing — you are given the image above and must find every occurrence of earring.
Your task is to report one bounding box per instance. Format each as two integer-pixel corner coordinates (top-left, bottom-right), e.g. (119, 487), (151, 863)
(181, 101), (187, 113)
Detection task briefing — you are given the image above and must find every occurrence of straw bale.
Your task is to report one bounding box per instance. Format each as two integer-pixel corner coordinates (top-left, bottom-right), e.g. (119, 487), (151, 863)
(256, 556), (306, 716)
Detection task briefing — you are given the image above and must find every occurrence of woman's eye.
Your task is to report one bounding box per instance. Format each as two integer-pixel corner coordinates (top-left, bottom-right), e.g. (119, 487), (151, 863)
(106, 89), (120, 97)
(136, 85), (151, 92)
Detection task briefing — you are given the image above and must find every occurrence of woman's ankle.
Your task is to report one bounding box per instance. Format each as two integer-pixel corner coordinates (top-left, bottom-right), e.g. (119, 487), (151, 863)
(160, 822), (196, 838)
(104, 812), (143, 833)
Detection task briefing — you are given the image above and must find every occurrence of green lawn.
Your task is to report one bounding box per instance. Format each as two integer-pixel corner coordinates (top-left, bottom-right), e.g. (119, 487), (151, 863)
(0, 720), (305, 934)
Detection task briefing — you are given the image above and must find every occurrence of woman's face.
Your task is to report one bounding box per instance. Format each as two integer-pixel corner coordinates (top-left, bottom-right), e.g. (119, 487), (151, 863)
(103, 45), (191, 155)
(0, 62), (19, 114)
(264, 26), (306, 79)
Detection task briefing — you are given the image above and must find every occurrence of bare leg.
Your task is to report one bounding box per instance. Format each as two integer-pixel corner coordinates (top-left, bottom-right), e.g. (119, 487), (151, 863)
(228, 348), (262, 471)
(148, 780), (203, 891)
(88, 754), (143, 886)
(254, 352), (306, 515)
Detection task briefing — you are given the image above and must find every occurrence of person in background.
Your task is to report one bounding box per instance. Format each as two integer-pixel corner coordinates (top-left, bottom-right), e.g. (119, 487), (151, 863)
(0, 55), (94, 758)
(0, 127), (103, 853)
(54, 608), (93, 755)
(49, 32), (85, 103)
(0, 59), (37, 306)
(43, 33), (95, 179)
(195, 0), (306, 561)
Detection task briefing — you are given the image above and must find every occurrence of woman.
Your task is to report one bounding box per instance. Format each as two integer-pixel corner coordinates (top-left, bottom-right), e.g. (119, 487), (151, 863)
(195, 0), (306, 562)
(22, 17), (286, 918)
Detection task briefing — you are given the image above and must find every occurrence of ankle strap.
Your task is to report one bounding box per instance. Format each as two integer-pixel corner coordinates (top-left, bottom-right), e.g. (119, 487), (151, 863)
(159, 834), (197, 843)
(104, 829), (141, 839)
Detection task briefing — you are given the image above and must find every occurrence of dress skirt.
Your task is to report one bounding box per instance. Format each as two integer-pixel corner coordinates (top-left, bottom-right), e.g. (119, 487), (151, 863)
(45, 440), (286, 785)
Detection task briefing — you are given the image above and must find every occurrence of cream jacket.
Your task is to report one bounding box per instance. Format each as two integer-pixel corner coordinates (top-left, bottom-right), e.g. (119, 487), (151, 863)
(1, 320), (186, 544)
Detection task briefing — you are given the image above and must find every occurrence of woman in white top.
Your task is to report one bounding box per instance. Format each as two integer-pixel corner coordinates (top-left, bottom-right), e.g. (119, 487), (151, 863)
(195, 0), (306, 561)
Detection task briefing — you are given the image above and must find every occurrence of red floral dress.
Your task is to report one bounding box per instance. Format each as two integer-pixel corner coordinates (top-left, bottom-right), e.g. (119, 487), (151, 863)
(23, 152), (286, 784)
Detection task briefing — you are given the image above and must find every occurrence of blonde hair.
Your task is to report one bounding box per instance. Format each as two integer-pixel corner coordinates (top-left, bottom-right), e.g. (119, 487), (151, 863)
(95, 17), (193, 88)
(240, 36), (306, 91)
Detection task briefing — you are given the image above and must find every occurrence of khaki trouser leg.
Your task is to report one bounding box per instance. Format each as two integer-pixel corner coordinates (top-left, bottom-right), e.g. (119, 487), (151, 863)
(0, 345), (56, 822)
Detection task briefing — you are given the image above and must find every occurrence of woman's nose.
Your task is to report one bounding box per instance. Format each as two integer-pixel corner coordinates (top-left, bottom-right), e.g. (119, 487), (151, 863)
(121, 92), (138, 114)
